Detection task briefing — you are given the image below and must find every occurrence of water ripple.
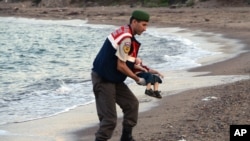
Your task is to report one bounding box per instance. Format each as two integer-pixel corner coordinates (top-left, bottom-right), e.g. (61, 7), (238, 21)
(0, 17), (214, 125)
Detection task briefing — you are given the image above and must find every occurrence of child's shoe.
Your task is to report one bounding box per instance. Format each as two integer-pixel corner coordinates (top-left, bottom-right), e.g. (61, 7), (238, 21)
(145, 89), (155, 97)
(154, 90), (162, 99)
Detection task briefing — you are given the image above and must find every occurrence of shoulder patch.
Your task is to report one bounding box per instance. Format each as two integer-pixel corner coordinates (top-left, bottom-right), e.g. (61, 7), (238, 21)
(123, 42), (131, 54)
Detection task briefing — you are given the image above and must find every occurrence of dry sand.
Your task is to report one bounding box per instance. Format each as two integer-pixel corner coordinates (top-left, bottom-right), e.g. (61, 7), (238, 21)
(0, 1), (249, 141)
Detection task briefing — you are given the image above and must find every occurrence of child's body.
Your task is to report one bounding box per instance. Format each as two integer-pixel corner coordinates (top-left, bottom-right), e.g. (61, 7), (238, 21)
(133, 58), (164, 99)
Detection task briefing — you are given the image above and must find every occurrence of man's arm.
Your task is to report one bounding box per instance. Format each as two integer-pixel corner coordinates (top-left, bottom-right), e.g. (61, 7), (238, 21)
(117, 59), (140, 82)
(115, 37), (139, 81)
(115, 37), (145, 84)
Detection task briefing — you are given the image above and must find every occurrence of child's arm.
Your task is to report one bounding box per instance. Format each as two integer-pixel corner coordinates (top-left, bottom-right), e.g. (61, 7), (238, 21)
(134, 64), (148, 72)
(148, 68), (164, 78)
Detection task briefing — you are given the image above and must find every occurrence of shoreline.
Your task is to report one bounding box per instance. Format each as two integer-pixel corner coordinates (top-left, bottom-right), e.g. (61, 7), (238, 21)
(0, 19), (249, 141)
(0, 3), (250, 141)
(0, 18), (245, 127)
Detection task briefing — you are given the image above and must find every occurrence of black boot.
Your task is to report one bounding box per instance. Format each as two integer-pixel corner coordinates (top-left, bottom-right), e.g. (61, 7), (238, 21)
(120, 127), (135, 141)
(95, 138), (106, 141)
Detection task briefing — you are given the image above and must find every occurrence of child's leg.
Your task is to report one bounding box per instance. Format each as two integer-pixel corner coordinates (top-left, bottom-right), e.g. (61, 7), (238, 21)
(145, 83), (155, 96)
(153, 82), (159, 91)
(153, 82), (162, 99)
(137, 73), (156, 96)
(146, 83), (152, 90)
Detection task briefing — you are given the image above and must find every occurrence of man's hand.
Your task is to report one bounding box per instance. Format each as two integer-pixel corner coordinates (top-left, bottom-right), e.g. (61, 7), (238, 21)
(136, 77), (146, 85)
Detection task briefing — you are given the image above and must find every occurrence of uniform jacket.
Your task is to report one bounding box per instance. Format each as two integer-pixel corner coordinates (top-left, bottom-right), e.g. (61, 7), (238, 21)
(92, 25), (141, 82)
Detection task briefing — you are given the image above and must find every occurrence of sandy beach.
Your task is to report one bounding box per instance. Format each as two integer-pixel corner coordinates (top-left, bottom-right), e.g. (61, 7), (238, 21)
(0, 1), (250, 141)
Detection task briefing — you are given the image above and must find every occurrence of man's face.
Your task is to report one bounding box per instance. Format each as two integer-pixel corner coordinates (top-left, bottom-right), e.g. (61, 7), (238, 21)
(133, 20), (148, 35)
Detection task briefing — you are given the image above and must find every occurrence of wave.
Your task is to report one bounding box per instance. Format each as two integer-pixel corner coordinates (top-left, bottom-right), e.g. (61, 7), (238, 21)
(0, 17), (229, 126)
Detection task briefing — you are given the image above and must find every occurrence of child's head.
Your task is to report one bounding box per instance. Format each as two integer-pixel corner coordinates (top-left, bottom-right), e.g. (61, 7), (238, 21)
(135, 58), (142, 64)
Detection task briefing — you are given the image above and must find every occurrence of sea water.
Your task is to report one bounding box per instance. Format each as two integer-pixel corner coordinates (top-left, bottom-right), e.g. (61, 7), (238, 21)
(0, 17), (215, 125)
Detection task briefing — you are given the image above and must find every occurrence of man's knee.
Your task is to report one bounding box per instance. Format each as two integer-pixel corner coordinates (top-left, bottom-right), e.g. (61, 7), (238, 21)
(104, 118), (117, 130)
(133, 98), (139, 108)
